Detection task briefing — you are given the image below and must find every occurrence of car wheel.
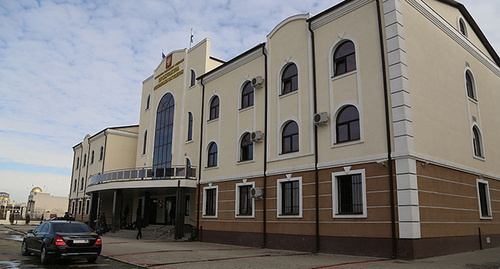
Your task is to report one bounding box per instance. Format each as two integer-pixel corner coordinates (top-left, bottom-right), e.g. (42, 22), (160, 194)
(87, 255), (98, 263)
(21, 241), (29, 256)
(40, 245), (49, 265)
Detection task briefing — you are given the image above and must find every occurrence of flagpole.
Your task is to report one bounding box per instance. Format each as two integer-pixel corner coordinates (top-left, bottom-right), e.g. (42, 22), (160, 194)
(189, 28), (193, 49)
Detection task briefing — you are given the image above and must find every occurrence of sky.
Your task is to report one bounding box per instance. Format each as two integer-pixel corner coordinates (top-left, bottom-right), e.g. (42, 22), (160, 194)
(1, 0), (499, 204)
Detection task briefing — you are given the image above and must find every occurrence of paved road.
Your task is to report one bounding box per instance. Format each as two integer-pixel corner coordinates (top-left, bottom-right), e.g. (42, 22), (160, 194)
(0, 225), (141, 268)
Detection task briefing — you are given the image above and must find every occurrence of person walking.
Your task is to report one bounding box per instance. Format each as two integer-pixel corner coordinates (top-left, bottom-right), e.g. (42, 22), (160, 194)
(136, 215), (144, 240)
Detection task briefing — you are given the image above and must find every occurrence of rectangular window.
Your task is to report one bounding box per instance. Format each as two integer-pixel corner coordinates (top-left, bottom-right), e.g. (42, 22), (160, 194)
(77, 200), (82, 215)
(332, 170), (367, 218)
(277, 178), (302, 217)
(85, 199), (90, 215)
(71, 201), (76, 215)
(477, 179), (492, 219)
(203, 186), (217, 217)
(236, 183), (254, 217)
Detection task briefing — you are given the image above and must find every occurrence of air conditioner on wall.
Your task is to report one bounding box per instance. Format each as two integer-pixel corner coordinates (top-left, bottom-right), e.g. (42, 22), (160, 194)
(313, 112), (329, 125)
(251, 76), (264, 88)
(251, 131), (263, 142)
(251, 187), (264, 200)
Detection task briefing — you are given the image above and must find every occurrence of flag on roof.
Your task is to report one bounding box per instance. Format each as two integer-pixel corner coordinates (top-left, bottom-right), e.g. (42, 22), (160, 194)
(162, 52), (166, 59)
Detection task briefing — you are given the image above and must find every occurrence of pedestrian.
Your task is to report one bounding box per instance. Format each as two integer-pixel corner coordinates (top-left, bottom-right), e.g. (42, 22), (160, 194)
(136, 215), (144, 240)
(98, 212), (107, 235)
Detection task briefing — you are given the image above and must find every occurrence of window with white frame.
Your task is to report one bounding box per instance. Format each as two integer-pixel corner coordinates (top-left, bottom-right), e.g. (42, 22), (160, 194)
(472, 126), (484, 158)
(236, 182), (254, 217)
(459, 18), (468, 37)
(85, 199), (90, 215)
(190, 70), (196, 87)
(203, 186), (218, 217)
(465, 70), (477, 100)
(332, 169), (367, 218)
(277, 177), (302, 217)
(142, 130), (148, 155)
(476, 179), (492, 219)
(77, 200), (82, 215)
(71, 201), (76, 215)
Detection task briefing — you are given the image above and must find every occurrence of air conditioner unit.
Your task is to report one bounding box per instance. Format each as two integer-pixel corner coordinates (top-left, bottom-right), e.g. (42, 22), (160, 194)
(251, 187), (264, 200)
(251, 131), (263, 142)
(313, 112), (329, 125)
(251, 76), (264, 88)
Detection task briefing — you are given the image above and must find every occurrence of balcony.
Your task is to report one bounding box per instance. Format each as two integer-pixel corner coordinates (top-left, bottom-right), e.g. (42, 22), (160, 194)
(88, 165), (197, 187)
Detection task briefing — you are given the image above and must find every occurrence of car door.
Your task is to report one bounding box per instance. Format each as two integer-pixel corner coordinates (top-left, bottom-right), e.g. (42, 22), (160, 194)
(25, 224), (42, 251)
(34, 223), (48, 251)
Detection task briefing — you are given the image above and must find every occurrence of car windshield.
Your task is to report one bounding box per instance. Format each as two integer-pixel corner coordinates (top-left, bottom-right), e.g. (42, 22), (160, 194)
(52, 222), (90, 233)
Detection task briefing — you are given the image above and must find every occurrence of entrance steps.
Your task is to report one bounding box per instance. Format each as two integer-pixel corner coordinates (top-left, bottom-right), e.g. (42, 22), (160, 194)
(104, 224), (191, 241)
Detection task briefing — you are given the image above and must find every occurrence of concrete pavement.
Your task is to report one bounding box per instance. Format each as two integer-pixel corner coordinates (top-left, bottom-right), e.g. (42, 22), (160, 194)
(4, 224), (500, 268)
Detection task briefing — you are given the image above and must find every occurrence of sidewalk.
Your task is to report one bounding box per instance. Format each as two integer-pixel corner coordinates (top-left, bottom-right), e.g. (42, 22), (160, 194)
(4, 224), (500, 268)
(99, 235), (500, 269)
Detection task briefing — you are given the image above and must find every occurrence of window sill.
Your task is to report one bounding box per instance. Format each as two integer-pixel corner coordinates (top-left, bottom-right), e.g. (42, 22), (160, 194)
(204, 166), (219, 171)
(473, 155), (485, 161)
(331, 70), (357, 81)
(468, 97), (478, 103)
(207, 118), (219, 124)
(189, 85), (196, 90)
(279, 90), (298, 99)
(237, 159), (255, 165)
(333, 214), (367, 219)
(202, 215), (217, 219)
(332, 139), (363, 148)
(239, 106), (253, 112)
(235, 214), (254, 219)
(185, 140), (194, 145)
(479, 215), (492, 220)
(277, 214), (302, 219)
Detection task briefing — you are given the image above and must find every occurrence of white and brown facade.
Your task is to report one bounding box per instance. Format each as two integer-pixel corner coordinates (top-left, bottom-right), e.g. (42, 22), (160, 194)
(70, 0), (500, 259)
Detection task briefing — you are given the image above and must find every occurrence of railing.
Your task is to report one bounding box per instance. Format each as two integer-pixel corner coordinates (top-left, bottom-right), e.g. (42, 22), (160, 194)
(88, 165), (197, 186)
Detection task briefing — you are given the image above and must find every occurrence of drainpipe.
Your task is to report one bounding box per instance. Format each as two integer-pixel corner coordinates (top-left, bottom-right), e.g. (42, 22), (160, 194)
(196, 77), (206, 236)
(83, 139), (91, 221)
(307, 20), (320, 253)
(376, 0), (397, 259)
(262, 45), (268, 248)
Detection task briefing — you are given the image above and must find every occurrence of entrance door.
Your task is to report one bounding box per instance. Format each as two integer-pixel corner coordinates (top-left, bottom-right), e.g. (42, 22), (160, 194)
(149, 198), (158, 224)
(165, 196), (176, 225)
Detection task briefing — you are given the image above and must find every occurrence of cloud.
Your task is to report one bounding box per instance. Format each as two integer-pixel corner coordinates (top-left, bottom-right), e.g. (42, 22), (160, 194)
(0, 170), (70, 204)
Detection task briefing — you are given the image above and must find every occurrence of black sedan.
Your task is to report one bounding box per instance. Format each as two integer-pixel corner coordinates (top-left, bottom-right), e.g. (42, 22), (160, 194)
(21, 220), (102, 264)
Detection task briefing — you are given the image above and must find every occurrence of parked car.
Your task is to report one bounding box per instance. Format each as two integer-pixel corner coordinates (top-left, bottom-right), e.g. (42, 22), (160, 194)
(21, 220), (102, 264)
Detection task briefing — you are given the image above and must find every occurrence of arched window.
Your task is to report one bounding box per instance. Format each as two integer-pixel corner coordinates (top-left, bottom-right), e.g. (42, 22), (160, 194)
(91, 150), (95, 164)
(336, 105), (360, 143)
(99, 146), (104, 161)
(466, 71), (476, 100)
(153, 93), (175, 168)
(241, 82), (254, 109)
(187, 112), (193, 141)
(209, 96), (219, 120)
(282, 121), (299, 154)
(146, 95), (150, 110)
(334, 41), (356, 76)
(76, 157), (80, 169)
(240, 133), (253, 161)
(83, 154), (87, 167)
(190, 70), (196, 87)
(473, 126), (483, 158)
(142, 130), (147, 155)
(207, 142), (218, 167)
(282, 64), (298, 95)
(459, 18), (468, 37)
(80, 177), (84, 190)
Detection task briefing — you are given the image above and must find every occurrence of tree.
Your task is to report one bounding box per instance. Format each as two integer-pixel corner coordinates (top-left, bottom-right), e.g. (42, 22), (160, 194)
(9, 212), (14, 225)
(25, 214), (30, 225)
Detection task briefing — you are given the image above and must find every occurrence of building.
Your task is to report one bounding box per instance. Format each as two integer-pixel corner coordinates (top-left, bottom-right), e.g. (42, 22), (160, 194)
(26, 187), (67, 219)
(69, 126), (139, 224)
(71, 0), (500, 259)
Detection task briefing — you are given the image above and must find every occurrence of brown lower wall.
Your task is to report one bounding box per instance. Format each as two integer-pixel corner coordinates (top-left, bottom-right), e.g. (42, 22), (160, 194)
(201, 229), (500, 259)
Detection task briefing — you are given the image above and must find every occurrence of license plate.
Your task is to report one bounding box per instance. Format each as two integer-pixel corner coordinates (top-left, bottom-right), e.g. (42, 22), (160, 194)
(73, 239), (88, 244)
